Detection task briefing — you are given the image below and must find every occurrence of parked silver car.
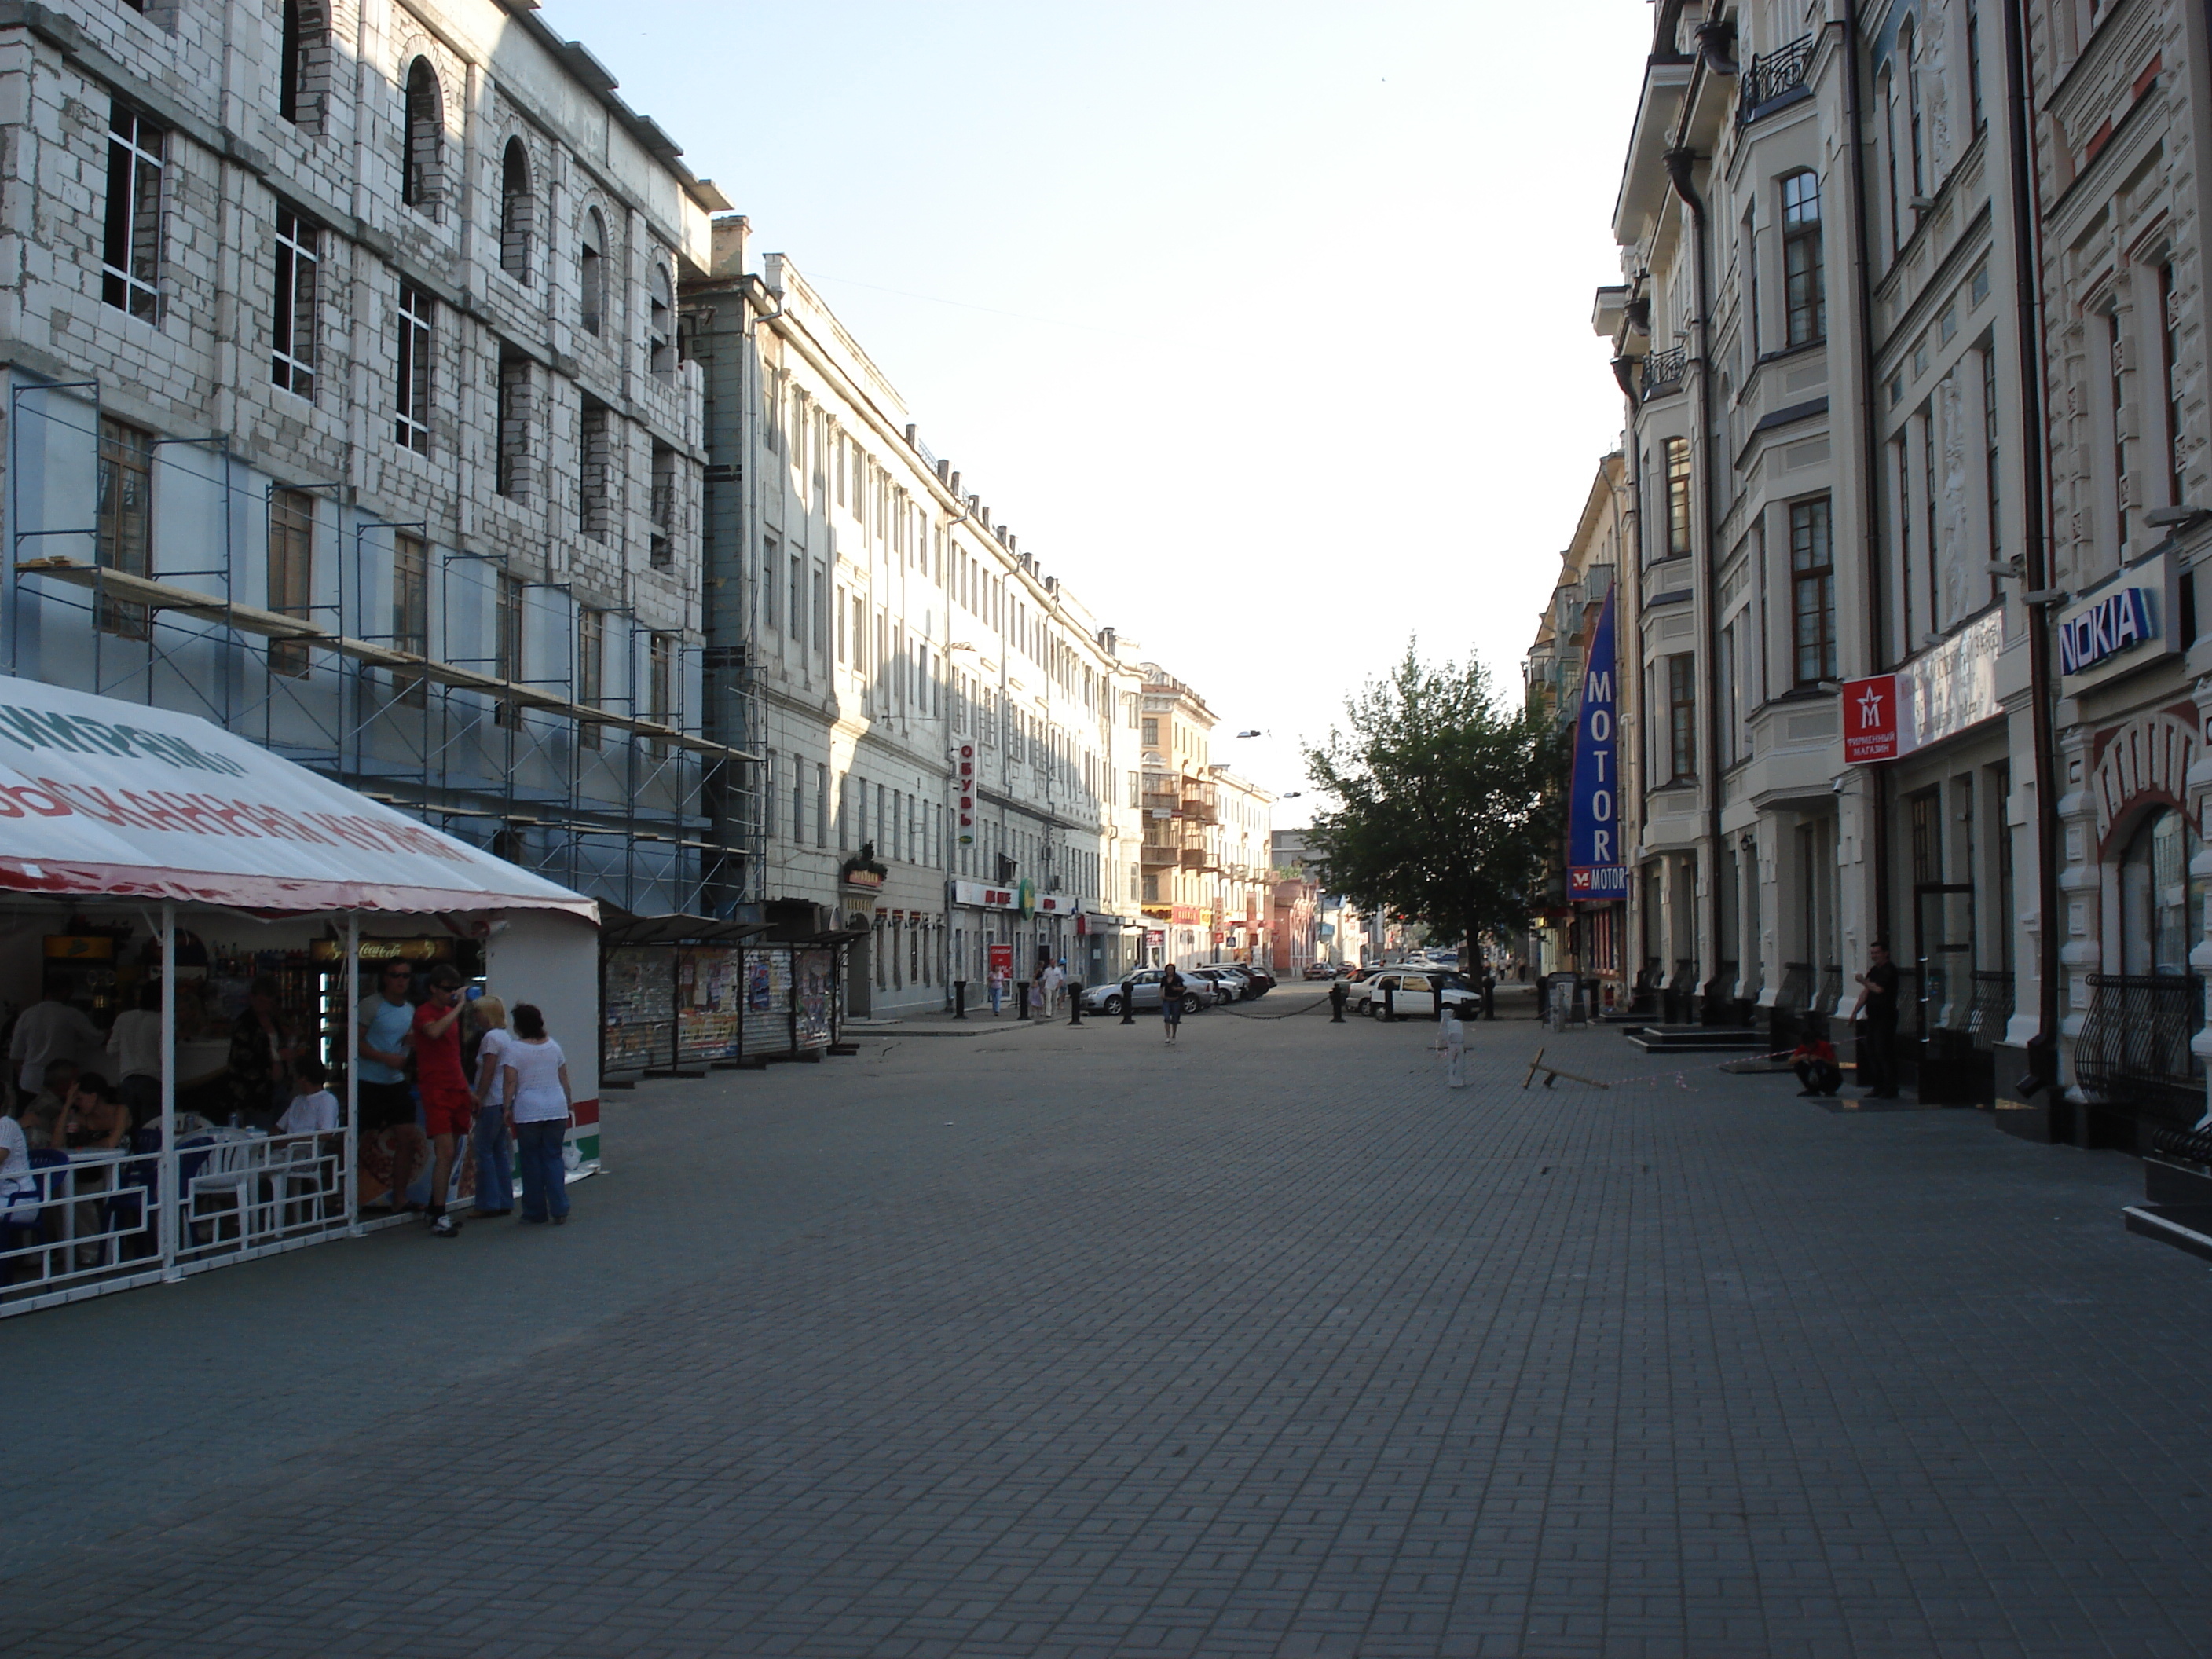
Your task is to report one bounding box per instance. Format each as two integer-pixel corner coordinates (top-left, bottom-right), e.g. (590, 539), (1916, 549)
(1081, 969), (1207, 1016)
(1188, 968), (1248, 1005)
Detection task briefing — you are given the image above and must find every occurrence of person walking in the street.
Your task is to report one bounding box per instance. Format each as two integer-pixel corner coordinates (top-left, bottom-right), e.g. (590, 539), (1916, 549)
(1848, 941), (1901, 1099)
(501, 1002), (573, 1225)
(1434, 1002), (1467, 1088)
(415, 965), (474, 1236)
(1161, 966), (1187, 1046)
(468, 995), (515, 1218)
(1043, 958), (1068, 1014)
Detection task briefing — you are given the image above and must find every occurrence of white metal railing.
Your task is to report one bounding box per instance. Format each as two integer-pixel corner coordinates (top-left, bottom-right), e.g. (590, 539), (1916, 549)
(2, 1144), (159, 1299)
(174, 1128), (350, 1262)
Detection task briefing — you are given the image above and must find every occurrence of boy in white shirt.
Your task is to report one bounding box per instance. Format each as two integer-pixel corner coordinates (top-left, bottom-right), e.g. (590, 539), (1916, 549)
(275, 1058), (341, 1136)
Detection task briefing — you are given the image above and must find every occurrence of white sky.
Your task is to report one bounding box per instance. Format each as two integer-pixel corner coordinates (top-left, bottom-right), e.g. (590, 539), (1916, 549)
(543, 0), (1654, 824)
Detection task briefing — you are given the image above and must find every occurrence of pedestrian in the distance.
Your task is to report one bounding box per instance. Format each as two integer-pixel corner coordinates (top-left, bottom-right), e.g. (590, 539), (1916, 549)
(501, 1002), (573, 1225)
(1161, 966), (1187, 1046)
(469, 995), (514, 1218)
(1434, 1002), (1467, 1088)
(989, 965), (1006, 1018)
(1848, 941), (1901, 1099)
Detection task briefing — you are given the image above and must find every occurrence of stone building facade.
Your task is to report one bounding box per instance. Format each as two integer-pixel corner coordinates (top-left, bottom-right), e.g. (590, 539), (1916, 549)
(685, 236), (1155, 1017)
(0, 0), (731, 911)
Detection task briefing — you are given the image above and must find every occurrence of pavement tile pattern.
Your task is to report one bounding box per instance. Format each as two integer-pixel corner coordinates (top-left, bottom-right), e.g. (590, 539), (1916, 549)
(4, 991), (2211, 1657)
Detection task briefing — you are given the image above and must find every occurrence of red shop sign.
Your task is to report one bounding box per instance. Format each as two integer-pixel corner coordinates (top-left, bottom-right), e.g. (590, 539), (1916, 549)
(1842, 674), (1899, 764)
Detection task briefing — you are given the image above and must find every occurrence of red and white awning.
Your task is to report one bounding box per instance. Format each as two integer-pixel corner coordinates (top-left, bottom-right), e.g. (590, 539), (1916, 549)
(0, 676), (597, 919)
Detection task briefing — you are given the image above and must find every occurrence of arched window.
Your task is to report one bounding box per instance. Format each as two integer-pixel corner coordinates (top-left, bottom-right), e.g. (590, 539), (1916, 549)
(579, 208), (605, 335)
(401, 57), (443, 213)
(648, 261), (674, 375)
(2119, 807), (2202, 976)
(500, 137), (533, 283)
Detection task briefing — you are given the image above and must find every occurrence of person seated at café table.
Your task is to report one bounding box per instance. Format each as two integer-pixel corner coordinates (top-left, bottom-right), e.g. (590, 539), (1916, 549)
(55, 1071), (132, 1153)
(9, 977), (99, 1114)
(275, 1057), (341, 1141)
(20, 1058), (78, 1150)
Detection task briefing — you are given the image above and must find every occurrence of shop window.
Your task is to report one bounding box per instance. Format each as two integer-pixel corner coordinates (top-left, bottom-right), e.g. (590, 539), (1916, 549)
(2119, 808), (2203, 976)
(1908, 787), (1943, 884)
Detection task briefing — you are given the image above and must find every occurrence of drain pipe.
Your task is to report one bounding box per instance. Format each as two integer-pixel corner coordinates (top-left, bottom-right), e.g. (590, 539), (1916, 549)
(2002, 0), (2062, 1090)
(1663, 142), (1729, 1021)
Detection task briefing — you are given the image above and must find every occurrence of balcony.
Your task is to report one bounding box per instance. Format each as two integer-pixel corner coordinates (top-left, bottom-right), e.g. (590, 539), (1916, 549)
(2075, 973), (2206, 1122)
(1181, 779), (1218, 824)
(1738, 35), (1814, 123)
(1640, 346), (1686, 400)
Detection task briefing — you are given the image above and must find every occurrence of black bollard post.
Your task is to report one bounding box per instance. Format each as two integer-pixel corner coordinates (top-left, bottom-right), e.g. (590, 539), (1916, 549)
(1330, 985), (1346, 1023)
(1383, 985), (1395, 1022)
(1119, 980), (1136, 1025)
(1068, 983), (1083, 1026)
(954, 980), (968, 1020)
(1016, 980), (1030, 1020)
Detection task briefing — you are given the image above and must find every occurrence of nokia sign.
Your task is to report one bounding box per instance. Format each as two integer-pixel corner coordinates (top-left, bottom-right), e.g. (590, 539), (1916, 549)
(2056, 586), (2157, 677)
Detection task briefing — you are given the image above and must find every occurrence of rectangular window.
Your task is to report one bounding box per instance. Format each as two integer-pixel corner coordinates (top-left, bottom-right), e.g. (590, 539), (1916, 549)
(650, 441), (676, 569)
(1141, 716), (1159, 746)
(495, 573), (524, 728)
(789, 555), (804, 642)
(1789, 497), (1837, 687)
(1741, 207), (1760, 358)
(648, 632), (676, 746)
(1983, 349), (2002, 585)
(1666, 652), (1696, 782)
(268, 488), (315, 677)
(2110, 308), (2130, 554)
(1664, 437), (1692, 557)
(813, 568), (827, 654)
(271, 206), (318, 399)
(579, 401), (610, 539)
(1965, 0), (1986, 132)
(94, 416), (153, 639)
(1894, 434), (1914, 650)
(496, 350), (533, 501)
(392, 530), (427, 706)
(795, 766), (806, 843)
(577, 606), (604, 749)
(2163, 262), (2185, 504)
(394, 280), (432, 452)
(103, 103), (164, 323)
(816, 763), (829, 848)
(1782, 171), (1825, 346)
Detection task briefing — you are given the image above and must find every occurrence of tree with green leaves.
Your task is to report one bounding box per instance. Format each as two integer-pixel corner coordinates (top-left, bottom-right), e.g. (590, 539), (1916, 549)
(1303, 644), (1566, 961)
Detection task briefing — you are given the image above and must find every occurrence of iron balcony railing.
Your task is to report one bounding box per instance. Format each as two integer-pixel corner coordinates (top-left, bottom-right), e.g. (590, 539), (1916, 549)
(1641, 346), (1687, 399)
(1738, 35), (1815, 121)
(2075, 972), (2207, 1120)
(1967, 971), (2014, 1052)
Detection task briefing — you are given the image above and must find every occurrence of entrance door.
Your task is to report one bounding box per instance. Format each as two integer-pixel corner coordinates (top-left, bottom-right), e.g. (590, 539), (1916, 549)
(846, 933), (871, 1017)
(1914, 883), (1974, 1101)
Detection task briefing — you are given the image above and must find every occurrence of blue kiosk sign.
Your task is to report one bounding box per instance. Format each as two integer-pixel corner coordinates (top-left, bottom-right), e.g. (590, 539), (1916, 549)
(1566, 587), (1627, 899)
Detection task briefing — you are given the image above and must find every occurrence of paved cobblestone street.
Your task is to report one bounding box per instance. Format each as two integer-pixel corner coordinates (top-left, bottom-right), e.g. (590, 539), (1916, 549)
(5, 991), (2212, 1657)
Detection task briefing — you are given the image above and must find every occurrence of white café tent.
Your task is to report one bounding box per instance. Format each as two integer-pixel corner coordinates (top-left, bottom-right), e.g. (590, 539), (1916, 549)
(0, 675), (600, 1316)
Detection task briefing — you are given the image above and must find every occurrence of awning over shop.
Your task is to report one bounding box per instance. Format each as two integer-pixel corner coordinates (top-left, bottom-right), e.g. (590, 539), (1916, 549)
(0, 676), (596, 919)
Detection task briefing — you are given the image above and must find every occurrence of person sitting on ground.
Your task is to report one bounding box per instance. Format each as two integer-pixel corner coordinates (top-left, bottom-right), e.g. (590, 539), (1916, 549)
(1790, 1035), (1844, 1097)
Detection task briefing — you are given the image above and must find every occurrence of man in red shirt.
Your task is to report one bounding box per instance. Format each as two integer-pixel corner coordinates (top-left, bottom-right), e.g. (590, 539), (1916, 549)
(416, 965), (474, 1237)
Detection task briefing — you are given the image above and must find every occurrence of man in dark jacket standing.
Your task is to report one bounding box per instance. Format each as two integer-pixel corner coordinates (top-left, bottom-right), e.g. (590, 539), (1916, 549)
(1849, 941), (1901, 1099)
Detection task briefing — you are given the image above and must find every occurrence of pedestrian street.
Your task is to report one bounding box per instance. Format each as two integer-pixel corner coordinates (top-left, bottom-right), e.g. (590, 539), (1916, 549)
(5, 989), (2210, 1658)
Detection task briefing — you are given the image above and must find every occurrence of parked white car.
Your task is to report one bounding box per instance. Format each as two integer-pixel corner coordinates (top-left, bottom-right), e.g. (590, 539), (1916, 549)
(1354, 971), (1481, 1020)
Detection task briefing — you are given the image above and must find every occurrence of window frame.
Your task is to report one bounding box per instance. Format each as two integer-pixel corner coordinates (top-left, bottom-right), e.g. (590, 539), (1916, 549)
(271, 203), (320, 400)
(394, 278), (433, 453)
(1780, 170), (1825, 346)
(102, 101), (166, 324)
(1789, 496), (1837, 688)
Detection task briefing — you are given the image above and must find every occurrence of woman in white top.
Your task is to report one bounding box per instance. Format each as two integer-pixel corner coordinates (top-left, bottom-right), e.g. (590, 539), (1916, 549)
(468, 996), (515, 1218)
(500, 1003), (573, 1225)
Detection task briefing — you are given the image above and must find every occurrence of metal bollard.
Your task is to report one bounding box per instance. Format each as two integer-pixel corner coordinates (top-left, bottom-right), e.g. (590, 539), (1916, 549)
(1330, 986), (1346, 1023)
(1016, 980), (1030, 1020)
(1119, 980), (1136, 1024)
(1383, 985), (1395, 1022)
(954, 980), (968, 1020)
(1068, 984), (1083, 1026)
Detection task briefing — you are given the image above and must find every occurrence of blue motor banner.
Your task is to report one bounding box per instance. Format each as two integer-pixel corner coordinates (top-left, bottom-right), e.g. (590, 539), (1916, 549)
(1566, 586), (1626, 899)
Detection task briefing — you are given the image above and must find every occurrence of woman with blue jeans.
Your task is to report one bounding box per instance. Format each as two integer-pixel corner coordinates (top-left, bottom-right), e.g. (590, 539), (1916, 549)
(468, 996), (514, 1217)
(500, 1002), (573, 1225)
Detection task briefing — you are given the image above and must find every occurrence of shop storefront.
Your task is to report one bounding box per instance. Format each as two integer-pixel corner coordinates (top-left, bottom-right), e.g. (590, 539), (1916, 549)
(949, 879), (1098, 993)
(0, 679), (601, 1317)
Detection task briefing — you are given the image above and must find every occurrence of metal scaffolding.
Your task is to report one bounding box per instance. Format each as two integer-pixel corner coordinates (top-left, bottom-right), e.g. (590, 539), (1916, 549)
(5, 379), (760, 915)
